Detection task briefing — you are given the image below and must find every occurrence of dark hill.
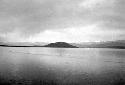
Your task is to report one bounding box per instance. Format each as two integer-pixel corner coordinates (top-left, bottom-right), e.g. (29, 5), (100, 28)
(44, 42), (78, 48)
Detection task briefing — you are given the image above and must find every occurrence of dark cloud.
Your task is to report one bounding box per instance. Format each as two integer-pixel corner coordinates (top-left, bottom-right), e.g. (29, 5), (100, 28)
(0, 0), (85, 35)
(95, 0), (125, 31)
(0, 0), (125, 41)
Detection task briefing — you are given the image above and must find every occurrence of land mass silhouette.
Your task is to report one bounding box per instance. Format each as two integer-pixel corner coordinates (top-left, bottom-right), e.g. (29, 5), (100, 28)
(44, 42), (78, 48)
(0, 40), (125, 49)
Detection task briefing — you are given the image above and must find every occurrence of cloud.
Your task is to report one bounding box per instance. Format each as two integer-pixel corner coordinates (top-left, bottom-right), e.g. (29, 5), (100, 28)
(0, 0), (125, 42)
(79, 0), (116, 9)
(0, 0), (84, 35)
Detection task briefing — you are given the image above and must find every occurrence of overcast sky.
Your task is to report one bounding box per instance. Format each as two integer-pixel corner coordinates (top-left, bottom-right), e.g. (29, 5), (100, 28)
(0, 0), (125, 42)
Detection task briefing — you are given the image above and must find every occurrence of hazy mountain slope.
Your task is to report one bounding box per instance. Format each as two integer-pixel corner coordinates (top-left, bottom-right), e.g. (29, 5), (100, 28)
(71, 40), (125, 48)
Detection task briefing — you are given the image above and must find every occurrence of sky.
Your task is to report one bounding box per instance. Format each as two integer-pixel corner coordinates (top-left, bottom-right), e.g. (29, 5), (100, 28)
(0, 0), (125, 43)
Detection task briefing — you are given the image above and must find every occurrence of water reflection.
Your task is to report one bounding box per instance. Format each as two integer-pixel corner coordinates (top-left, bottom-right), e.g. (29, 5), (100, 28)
(0, 47), (125, 85)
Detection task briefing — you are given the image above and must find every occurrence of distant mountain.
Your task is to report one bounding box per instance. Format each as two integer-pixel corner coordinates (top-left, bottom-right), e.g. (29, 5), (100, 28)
(71, 40), (125, 49)
(0, 40), (125, 49)
(44, 42), (78, 48)
(0, 42), (48, 47)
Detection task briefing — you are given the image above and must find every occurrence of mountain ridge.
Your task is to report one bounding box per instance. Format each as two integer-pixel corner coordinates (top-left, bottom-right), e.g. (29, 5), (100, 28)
(0, 40), (125, 49)
(44, 42), (78, 48)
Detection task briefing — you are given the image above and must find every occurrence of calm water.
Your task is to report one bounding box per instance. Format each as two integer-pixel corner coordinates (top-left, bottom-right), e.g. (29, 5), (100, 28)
(0, 47), (125, 85)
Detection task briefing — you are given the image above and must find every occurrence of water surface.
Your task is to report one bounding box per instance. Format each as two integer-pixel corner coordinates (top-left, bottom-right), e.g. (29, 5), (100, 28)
(0, 47), (125, 85)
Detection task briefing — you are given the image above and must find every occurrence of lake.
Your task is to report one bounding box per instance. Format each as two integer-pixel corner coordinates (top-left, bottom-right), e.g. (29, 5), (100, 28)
(0, 47), (125, 85)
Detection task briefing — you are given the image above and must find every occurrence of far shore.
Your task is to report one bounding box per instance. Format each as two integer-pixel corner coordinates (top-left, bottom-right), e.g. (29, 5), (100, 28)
(1, 45), (125, 49)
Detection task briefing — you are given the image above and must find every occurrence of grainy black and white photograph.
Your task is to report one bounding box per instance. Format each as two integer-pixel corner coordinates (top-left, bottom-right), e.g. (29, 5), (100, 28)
(0, 0), (125, 85)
